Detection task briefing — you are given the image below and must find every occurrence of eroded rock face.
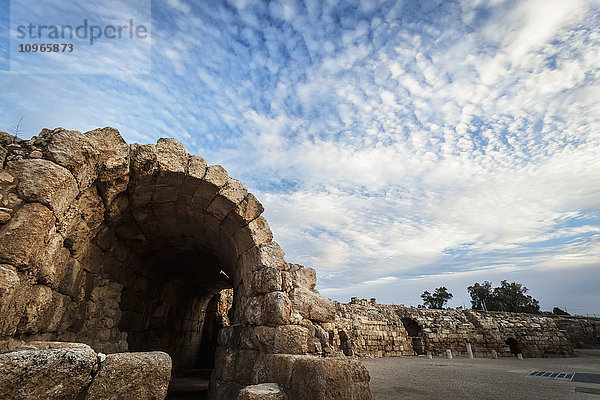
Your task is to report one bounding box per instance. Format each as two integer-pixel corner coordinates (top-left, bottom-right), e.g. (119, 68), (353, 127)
(0, 343), (98, 400)
(85, 352), (172, 400)
(0, 128), (367, 400)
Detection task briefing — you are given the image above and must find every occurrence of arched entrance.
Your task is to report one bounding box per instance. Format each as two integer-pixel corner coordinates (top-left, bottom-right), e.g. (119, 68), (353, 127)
(401, 318), (424, 355)
(505, 338), (521, 355)
(0, 129), (297, 399)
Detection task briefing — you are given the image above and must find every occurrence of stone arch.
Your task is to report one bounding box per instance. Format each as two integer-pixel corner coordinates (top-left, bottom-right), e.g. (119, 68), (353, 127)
(401, 318), (424, 355)
(0, 128), (368, 400)
(401, 318), (421, 337)
(505, 337), (521, 355)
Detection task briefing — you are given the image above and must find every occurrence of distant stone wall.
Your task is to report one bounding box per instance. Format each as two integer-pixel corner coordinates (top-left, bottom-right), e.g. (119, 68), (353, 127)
(324, 300), (413, 357)
(551, 316), (600, 348)
(327, 299), (575, 358)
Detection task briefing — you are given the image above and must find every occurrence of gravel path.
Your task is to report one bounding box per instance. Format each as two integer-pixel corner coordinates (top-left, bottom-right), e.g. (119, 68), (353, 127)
(361, 350), (600, 400)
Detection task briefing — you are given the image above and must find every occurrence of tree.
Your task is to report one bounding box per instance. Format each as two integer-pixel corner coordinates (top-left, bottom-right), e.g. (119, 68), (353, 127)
(467, 281), (493, 310)
(553, 307), (570, 316)
(493, 280), (540, 313)
(467, 280), (540, 313)
(421, 287), (453, 309)
(11, 115), (25, 143)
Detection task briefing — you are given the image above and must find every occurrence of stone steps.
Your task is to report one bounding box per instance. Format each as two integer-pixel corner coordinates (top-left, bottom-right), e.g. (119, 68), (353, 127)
(166, 369), (211, 400)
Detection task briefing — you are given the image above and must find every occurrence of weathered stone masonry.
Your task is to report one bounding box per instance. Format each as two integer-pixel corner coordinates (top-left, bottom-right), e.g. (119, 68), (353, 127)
(328, 299), (576, 358)
(0, 128), (372, 400)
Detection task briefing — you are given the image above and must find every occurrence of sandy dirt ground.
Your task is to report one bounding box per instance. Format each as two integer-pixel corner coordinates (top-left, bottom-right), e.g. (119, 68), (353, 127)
(361, 349), (600, 400)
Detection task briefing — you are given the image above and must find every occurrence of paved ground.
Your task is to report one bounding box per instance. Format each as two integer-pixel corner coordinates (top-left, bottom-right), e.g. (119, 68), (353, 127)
(362, 349), (600, 400)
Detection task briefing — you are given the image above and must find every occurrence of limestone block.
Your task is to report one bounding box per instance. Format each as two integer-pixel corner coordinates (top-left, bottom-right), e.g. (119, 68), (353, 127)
(203, 164), (229, 187)
(240, 326), (276, 351)
(299, 320), (317, 353)
(85, 352), (171, 400)
(156, 138), (188, 175)
(130, 143), (157, 176)
(290, 266), (317, 290)
(41, 128), (100, 190)
(7, 159), (78, 215)
(289, 356), (372, 400)
(190, 165), (228, 210)
(233, 217), (273, 255)
(243, 292), (291, 326)
(85, 127), (130, 182)
(202, 213), (221, 249)
(263, 292), (292, 326)
(0, 203), (55, 270)
(188, 155), (208, 179)
(0, 264), (20, 335)
(254, 355), (372, 400)
(8, 341), (93, 351)
(207, 177), (248, 220)
(238, 242), (286, 279)
(247, 267), (282, 296)
(214, 346), (238, 382)
(218, 325), (240, 348)
(0, 344), (98, 400)
(0, 169), (15, 185)
(280, 271), (293, 293)
(221, 192), (265, 236)
(289, 287), (335, 323)
(237, 383), (289, 400)
(235, 349), (260, 384)
(128, 144), (157, 207)
(16, 285), (69, 335)
(313, 323), (331, 351)
(274, 325), (308, 354)
(235, 193), (264, 222)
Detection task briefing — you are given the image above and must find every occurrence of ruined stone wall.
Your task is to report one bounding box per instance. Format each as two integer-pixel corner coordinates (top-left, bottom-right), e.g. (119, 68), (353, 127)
(326, 300), (413, 357)
(329, 300), (574, 358)
(551, 315), (600, 348)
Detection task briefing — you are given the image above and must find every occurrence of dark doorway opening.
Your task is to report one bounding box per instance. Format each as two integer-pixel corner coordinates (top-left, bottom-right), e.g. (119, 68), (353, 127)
(164, 289), (233, 400)
(117, 250), (232, 373)
(339, 330), (353, 356)
(506, 338), (521, 355)
(402, 318), (425, 355)
(196, 290), (231, 369)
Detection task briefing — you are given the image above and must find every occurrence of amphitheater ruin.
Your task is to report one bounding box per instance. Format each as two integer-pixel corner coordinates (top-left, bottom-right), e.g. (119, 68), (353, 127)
(0, 127), (598, 400)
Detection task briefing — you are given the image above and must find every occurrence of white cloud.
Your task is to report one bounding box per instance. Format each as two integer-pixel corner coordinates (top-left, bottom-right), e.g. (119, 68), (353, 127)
(166, 0), (190, 14)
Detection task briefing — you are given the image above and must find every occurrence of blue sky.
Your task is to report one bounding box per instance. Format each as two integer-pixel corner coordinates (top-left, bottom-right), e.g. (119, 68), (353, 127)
(1, 0), (599, 314)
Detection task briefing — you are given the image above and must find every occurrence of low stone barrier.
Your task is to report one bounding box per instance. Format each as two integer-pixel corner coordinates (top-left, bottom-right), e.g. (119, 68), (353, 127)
(0, 342), (171, 400)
